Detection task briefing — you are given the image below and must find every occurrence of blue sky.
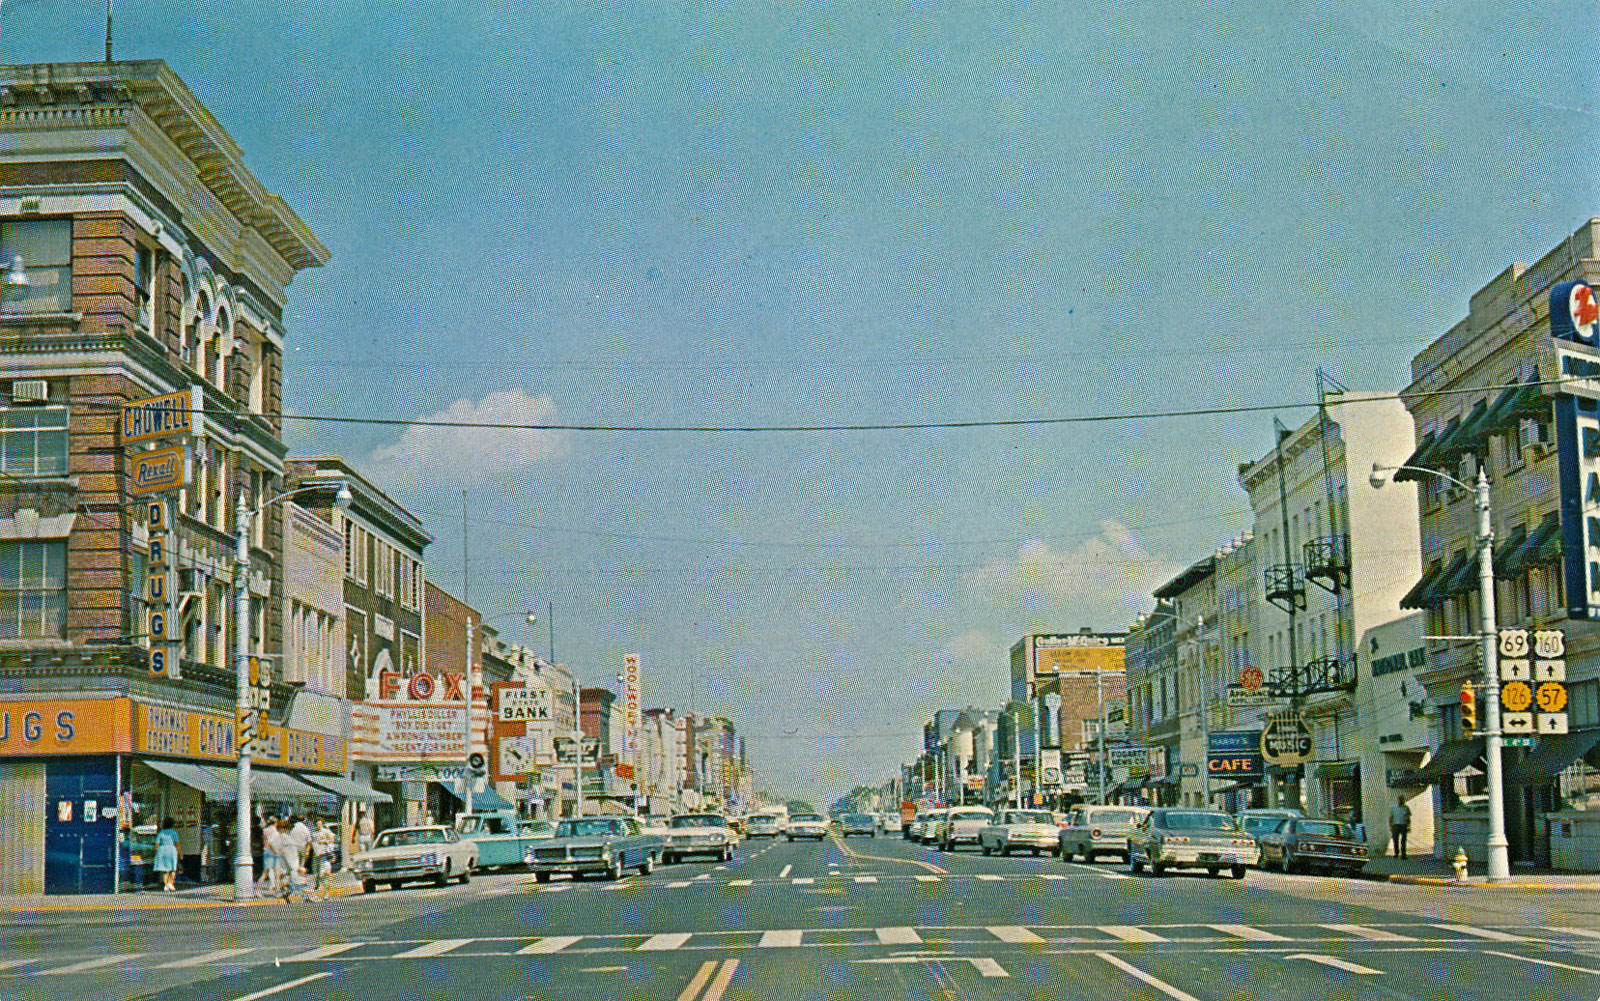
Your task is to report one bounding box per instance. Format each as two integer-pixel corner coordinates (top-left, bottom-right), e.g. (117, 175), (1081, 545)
(9, 0), (1600, 804)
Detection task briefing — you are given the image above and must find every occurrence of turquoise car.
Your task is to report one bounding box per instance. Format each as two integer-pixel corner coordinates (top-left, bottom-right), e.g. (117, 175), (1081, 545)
(454, 811), (556, 869)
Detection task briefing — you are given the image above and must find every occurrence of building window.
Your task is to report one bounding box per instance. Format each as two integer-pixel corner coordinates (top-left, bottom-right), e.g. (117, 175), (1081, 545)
(0, 405), (68, 476)
(0, 219), (71, 313)
(0, 540), (67, 638)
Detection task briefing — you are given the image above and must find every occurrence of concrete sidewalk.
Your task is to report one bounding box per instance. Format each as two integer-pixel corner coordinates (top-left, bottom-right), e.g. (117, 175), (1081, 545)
(4, 870), (367, 912)
(1359, 853), (1600, 889)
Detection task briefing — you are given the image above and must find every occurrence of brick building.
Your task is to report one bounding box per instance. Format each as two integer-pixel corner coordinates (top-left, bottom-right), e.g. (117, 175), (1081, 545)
(0, 61), (334, 893)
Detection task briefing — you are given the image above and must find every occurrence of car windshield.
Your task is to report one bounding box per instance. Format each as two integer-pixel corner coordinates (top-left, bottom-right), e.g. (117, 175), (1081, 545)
(843, 814), (872, 823)
(556, 820), (621, 838)
(951, 809), (991, 819)
(371, 829), (446, 849)
(1010, 811), (1054, 824)
(1089, 810), (1142, 825)
(1158, 812), (1237, 831)
(522, 821), (556, 836)
(1240, 816), (1282, 835)
(1297, 821), (1351, 838)
(792, 814), (824, 823)
(670, 815), (727, 828)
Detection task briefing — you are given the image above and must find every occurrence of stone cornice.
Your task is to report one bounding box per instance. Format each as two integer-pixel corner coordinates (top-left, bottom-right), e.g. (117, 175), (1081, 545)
(0, 61), (328, 273)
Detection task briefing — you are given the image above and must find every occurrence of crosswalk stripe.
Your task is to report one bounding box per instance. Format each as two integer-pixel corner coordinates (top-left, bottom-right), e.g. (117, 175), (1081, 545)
(638, 933), (692, 951)
(854, 876), (878, 883)
(914, 875), (940, 882)
(1551, 927), (1600, 939)
(155, 948), (257, 968)
(281, 943), (362, 963)
(391, 939), (472, 959)
(35, 954), (142, 975)
(1037, 873), (1067, 880)
(877, 927), (922, 945)
(538, 886), (569, 892)
(759, 930), (803, 948)
(988, 926), (1044, 943)
(516, 936), (580, 955)
(1322, 924), (1415, 942)
(729, 879), (754, 886)
(975, 874), (1003, 881)
(604, 882), (634, 891)
(1434, 924), (1530, 942)
(693, 874), (711, 880)
(667, 881), (691, 888)
(971, 958), (1010, 978)
(1211, 925), (1290, 941)
(480, 886), (518, 896)
(792, 878), (815, 885)
(1099, 925), (1166, 942)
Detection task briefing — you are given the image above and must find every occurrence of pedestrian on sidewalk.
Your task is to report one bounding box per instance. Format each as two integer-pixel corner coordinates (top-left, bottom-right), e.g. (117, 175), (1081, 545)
(356, 810), (375, 859)
(1389, 795), (1412, 859)
(153, 817), (179, 892)
(260, 814), (285, 897)
(282, 815), (313, 901)
(308, 814), (336, 900)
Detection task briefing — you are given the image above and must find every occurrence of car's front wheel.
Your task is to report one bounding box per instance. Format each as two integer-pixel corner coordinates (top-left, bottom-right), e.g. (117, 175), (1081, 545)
(605, 858), (623, 881)
(362, 879), (376, 894)
(434, 862), (451, 887)
(459, 863), (472, 885)
(535, 871), (551, 883)
(638, 853), (655, 876)
(1129, 853), (1143, 874)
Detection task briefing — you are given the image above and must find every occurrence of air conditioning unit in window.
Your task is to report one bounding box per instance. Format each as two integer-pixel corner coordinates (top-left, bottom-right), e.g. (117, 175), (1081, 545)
(177, 567), (204, 594)
(10, 380), (47, 403)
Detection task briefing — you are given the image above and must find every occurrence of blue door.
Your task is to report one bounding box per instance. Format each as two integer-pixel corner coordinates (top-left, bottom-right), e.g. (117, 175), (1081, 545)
(44, 757), (119, 894)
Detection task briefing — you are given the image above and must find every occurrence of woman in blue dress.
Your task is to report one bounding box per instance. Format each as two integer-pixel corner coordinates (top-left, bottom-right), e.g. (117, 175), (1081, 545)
(153, 818), (179, 892)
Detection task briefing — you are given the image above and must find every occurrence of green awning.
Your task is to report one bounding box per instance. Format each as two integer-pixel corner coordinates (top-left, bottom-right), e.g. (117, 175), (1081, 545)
(1490, 525), (1527, 579)
(1400, 565), (1443, 610)
(1394, 432), (1436, 482)
(1507, 729), (1600, 785)
(1418, 552), (1469, 605)
(1501, 376), (1550, 423)
(1432, 400), (1489, 463)
(1466, 383), (1525, 445)
(1502, 513), (1562, 577)
(1408, 739), (1485, 784)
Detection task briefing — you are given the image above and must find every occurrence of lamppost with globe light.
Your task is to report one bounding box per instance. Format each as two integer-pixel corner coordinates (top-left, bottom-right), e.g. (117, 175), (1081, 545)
(1370, 460), (1510, 883)
(231, 481), (352, 903)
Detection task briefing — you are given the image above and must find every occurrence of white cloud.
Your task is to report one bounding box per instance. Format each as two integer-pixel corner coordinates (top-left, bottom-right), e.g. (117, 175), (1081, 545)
(938, 630), (1005, 668)
(364, 389), (570, 487)
(972, 521), (1185, 624)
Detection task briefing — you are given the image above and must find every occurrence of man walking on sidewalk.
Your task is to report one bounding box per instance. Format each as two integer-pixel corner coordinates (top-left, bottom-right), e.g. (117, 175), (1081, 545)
(1389, 795), (1412, 859)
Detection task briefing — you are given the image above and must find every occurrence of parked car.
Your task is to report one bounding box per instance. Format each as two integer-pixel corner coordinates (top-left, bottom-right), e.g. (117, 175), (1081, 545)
(453, 811), (555, 869)
(1058, 805), (1151, 863)
(914, 808), (951, 844)
(636, 815), (671, 837)
(937, 806), (996, 851)
(726, 816), (745, 836)
(978, 809), (1060, 856)
(786, 812), (829, 840)
(1257, 817), (1369, 875)
(1234, 808), (1307, 858)
(1127, 808), (1258, 879)
(351, 825), (478, 893)
(744, 814), (782, 838)
(839, 813), (877, 837)
(525, 816), (663, 882)
(662, 813), (738, 863)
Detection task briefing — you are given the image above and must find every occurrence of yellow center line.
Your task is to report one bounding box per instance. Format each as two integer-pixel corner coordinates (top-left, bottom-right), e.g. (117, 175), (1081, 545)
(675, 960), (718, 1001)
(831, 834), (947, 875)
(701, 959), (740, 1001)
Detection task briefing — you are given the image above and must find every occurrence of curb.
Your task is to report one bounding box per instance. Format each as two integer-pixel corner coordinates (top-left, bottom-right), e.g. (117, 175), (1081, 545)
(1386, 874), (1599, 889)
(8, 881), (366, 912)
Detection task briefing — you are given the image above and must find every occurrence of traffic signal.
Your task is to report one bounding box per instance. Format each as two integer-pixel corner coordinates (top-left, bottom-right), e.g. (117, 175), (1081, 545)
(1460, 681), (1477, 735)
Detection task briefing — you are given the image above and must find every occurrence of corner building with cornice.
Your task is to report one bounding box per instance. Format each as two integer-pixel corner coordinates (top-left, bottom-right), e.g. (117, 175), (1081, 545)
(0, 62), (334, 893)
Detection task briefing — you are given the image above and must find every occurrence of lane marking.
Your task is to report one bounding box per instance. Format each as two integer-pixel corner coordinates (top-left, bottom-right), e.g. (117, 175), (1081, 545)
(854, 876), (878, 883)
(988, 926), (1044, 943)
(228, 971), (336, 1001)
(831, 834), (947, 874)
(1099, 925), (1166, 943)
(1483, 950), (1600, 975)
(156, 948), (257, 968)
(281, 943), (362, 963)
(778, 865), (792, 878)
(1551, 927), (1600, 939)
(1037, 873), (1067, 880)
(1211, 924), (1290, 942)
(1287, 953), (1385, 976)
(914, 875), (940, 882)
(702, 958), (740, 1001)
(538, 886), (569, 892)
(876, 927), (921, 945)
(970, 957), (1009, 978)
(516, 936), (580, 954)
(667, 881), (691, 888)
(759, 930), (803, 948)
(638, 933), (692, 951)
(728, 880), (754, 887)
(0, 958), (39, 971)
(34, 954), (141, 975)
(1322, 924), (1415, 942)
(792, 878), (815, 885)
(693, 874), (711, 881)
(975, 874), (1003, 882)
(1095, 952), (1204, 1001)
(675, 961), (717, 1001)
(1433, 924), (1531, 942)
(391, 939), (472, 959)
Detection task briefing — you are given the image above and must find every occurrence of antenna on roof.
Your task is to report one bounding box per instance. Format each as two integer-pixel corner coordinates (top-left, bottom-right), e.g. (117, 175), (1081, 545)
(105, 0), (113, 61)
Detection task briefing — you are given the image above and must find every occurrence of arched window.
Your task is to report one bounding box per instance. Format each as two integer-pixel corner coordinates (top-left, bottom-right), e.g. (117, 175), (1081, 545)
(205, 309), (226, 387)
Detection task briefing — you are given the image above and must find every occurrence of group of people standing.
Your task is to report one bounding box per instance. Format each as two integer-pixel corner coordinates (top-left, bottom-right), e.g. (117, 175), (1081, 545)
(256, 813), (338, 901)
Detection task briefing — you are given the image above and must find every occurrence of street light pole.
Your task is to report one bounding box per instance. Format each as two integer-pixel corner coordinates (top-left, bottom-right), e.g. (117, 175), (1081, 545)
(231, 481), (350, 903)
(1372, 462), (1510, 883)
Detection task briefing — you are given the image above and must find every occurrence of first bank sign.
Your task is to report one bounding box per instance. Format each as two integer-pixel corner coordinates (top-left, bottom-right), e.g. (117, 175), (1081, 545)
(1551, 279), (1600, 618)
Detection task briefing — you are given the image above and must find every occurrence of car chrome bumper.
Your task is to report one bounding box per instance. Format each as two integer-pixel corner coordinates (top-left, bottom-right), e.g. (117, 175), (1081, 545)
(1157, 849), (1258, 867)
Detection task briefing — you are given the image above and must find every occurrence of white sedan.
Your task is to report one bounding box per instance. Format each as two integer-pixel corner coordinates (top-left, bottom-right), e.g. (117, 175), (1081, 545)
(351, 825), (477, 893)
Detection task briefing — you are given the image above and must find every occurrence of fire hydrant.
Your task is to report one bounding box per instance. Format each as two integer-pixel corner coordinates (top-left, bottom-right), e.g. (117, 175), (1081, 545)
(1452, 848), (1469, 884)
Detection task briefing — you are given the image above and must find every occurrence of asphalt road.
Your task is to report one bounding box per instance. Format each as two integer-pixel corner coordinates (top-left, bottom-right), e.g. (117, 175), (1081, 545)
(4, 831), (1599, 1001)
